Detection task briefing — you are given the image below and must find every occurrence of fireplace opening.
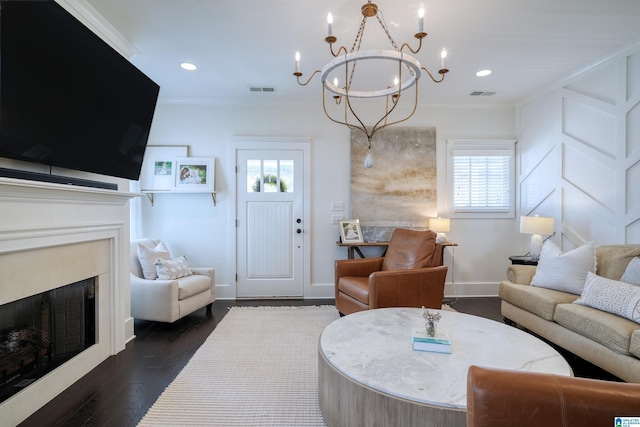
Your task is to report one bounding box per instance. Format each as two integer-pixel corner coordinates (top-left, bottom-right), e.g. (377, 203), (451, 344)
(0, 277), (97, 404)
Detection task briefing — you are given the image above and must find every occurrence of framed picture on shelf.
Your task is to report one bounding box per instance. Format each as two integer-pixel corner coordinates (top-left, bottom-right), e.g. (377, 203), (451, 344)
(140, 145), (188, 191)
(174, 157), (215, 192)
(339, 219), (364, 244)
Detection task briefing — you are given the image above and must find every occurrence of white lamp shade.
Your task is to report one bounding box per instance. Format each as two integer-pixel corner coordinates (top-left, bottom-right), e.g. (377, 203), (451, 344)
(519, 215), (553, 236)
(429, 217), (450, 232)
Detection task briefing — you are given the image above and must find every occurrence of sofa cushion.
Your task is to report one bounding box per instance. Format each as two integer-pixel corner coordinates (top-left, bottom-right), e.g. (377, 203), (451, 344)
(530, 241), (596, 295)
(499, 281), (578, 321)
(621, 257), (640, 285)
(137, 241), (171, 280)
(574, 272), (640, 324)
(554, 303), (638, 355)
(155, 256), (193, 280)
(595, 245), (640, 280)
(176, 273), (212, 300)
(630, 330), (640, 359)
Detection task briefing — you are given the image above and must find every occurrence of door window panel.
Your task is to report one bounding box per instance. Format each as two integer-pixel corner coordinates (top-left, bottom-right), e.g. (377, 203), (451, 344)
(246, 159), (294, 193)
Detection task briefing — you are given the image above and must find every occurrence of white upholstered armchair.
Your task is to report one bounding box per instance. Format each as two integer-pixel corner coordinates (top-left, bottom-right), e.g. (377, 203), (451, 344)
(130, 238), (215, 322)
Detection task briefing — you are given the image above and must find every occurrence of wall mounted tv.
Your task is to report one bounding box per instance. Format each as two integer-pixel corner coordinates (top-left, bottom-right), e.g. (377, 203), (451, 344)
(0, 0), (160, 182)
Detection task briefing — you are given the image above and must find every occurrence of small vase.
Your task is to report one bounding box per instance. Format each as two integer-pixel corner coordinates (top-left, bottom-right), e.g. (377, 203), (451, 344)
(426, 320), (436, 337)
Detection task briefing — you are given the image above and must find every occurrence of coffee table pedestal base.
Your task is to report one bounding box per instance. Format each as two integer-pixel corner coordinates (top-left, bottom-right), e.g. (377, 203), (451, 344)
(318, 348), (466, 427)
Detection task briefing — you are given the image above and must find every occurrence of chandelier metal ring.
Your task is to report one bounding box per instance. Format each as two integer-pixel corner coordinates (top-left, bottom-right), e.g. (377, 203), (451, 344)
(320, 49), (422, 99)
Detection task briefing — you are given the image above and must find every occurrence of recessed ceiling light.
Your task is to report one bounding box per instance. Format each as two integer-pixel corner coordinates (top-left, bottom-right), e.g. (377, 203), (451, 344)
(475, 69), (492, 77)
(180, 62), (197, 71)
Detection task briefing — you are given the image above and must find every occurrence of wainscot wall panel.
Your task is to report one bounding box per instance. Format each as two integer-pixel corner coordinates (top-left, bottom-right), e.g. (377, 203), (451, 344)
(563, 96), (617, 157)
(562, 143), (616, 210)
(565, 63), (617, 105)
(517, 44), (640, 247)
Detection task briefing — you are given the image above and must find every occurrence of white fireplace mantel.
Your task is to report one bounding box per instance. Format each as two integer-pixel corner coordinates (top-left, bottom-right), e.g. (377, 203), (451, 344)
(0, 176), (139, 425)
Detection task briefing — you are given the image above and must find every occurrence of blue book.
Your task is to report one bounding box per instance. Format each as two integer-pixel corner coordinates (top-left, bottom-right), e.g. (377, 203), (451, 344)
(412, 327), (451, 344)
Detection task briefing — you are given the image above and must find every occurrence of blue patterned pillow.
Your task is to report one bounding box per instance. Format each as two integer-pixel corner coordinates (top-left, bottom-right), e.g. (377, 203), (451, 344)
(574, 271), (640, 324)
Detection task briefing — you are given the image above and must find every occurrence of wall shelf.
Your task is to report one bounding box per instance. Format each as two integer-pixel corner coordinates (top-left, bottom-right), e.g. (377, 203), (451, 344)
(142, 191), (217, 207)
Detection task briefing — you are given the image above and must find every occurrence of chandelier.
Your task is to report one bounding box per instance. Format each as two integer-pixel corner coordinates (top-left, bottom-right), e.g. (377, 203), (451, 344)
(293, 1), (449, 167)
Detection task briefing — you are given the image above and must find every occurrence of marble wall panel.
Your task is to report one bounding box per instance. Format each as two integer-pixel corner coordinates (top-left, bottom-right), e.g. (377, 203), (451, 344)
(351, 127), (436, 240)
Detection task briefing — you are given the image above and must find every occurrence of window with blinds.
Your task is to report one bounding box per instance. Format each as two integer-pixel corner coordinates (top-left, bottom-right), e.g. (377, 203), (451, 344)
(447, 140), (516, 218)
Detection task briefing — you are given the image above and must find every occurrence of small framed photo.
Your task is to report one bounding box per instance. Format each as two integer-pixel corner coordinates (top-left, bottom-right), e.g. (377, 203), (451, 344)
(339, 219), (364, 243)
(174, 157), (215, 192)
(140, 145), (188, 191)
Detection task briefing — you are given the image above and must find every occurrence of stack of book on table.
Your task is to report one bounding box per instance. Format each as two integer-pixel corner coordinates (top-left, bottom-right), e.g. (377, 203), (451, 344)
(411, 327), (451, 354)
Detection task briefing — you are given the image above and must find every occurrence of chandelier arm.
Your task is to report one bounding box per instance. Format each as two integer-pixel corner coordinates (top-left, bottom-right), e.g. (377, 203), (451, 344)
(420, 67), (448, 83)
(329, 44), (348, 57)
(322, 85), (368, 138)
(384, 60), (403, 125)
(371, 81), (420, 137)
(344, 92), (374, 142)
(295, 70), (321, 86)
(399, 36), (424, 55)
(341, 60), (364, 130)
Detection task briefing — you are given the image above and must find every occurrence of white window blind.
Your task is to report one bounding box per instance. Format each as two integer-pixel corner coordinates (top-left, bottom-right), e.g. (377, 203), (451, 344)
(447, 140), (515, 217)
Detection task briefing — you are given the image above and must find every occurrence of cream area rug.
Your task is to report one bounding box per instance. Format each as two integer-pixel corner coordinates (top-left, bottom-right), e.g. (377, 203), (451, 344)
(138, 306), (340, 426)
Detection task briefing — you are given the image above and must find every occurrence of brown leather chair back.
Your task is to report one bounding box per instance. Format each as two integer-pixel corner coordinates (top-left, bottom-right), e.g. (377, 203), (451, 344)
(382, 229), (437, 271)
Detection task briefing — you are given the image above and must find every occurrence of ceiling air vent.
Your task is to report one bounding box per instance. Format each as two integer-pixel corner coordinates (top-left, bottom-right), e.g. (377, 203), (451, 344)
(249, 86), (277, 93)
(469, 91), (496, 96)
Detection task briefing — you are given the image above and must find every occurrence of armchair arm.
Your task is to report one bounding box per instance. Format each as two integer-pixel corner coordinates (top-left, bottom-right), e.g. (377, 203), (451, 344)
(368, 265), (448, 310)
(506, 264), (537, 285)
(130, 273), (180, 322)
(335, 257), (385, 278)
(191, 267), (215, 299)
(335, 257), (385, 301)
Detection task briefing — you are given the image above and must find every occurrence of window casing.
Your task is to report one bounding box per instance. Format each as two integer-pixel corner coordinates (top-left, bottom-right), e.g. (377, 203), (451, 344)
(446, 140), (515, 219)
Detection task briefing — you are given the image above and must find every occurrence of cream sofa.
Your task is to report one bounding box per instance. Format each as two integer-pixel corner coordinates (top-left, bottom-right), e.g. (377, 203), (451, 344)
(499, 244), (640, 383)
(130, 238), (215, 323)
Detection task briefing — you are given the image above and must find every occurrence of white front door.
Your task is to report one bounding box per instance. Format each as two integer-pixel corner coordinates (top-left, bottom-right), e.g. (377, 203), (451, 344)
(236, 148), (305, 298)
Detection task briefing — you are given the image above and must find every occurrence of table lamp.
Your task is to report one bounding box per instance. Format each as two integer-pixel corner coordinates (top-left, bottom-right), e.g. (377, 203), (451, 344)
(520, 215), (554, 260)
(429, 217), (450, 243)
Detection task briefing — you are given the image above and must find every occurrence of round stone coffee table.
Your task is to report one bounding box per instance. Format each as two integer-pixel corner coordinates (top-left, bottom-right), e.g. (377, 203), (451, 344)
(318, 307), (572, 427)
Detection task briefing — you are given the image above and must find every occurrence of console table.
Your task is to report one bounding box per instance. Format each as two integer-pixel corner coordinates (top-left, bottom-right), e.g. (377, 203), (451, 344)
(337, 241), (457, 260)
(336, 241), (389, 259)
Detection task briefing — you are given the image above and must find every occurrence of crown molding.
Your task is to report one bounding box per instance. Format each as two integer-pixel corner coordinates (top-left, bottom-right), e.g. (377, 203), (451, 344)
(55, 0), (139, 58)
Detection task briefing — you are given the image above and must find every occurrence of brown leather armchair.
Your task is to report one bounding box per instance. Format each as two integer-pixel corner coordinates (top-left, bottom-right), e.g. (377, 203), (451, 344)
(335, 228), (448, 316)
(467, 365), (640, 427)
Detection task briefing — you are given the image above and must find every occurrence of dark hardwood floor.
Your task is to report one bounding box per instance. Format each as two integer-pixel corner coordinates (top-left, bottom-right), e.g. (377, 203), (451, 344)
(19, 297), (618, 426)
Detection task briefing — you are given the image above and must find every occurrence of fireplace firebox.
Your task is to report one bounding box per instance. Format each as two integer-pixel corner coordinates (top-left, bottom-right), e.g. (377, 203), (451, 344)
(0, 278), (97, 404)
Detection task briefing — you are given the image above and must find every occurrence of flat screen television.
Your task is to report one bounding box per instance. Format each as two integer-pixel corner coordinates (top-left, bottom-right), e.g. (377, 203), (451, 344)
(0, 0), (160, 182)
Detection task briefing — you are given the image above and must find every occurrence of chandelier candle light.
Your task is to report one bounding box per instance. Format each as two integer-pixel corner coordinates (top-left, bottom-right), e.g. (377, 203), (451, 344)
(293, 1), (449, 168)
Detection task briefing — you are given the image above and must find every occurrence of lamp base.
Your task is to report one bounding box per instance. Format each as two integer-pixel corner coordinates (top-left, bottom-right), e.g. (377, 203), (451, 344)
(529, 234), (543, 260)
(436, 232), (447, 244)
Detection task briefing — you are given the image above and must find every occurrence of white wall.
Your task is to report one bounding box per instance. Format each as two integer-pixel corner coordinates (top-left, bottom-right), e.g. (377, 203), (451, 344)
(516, 43), (640, 250)
(139, 100), (516, 299)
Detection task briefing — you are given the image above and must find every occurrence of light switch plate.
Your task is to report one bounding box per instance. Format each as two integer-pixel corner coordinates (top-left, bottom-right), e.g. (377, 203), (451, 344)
(331, 201), (344, 211)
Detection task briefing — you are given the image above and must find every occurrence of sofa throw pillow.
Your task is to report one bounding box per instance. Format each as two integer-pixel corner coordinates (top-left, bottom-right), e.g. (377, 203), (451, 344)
(530, 241), (596, 294)
(620, 257), (640, 285)
(155, 256), (193, 280)
(137, 241), (171, 280)
(574, 271), (640, 324)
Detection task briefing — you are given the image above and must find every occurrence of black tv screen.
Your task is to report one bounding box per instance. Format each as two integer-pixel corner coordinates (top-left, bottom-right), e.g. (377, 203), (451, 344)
(0, 0), (160, 181)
